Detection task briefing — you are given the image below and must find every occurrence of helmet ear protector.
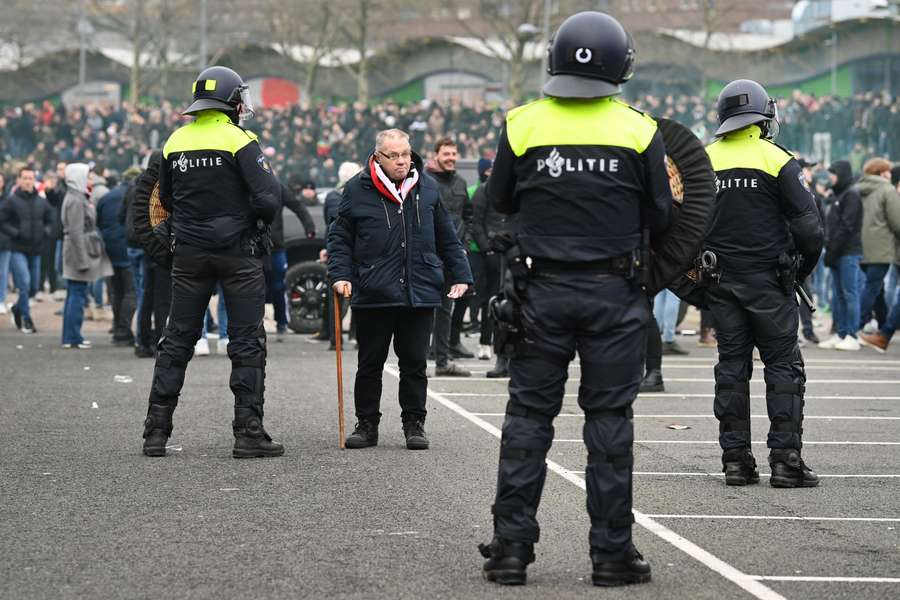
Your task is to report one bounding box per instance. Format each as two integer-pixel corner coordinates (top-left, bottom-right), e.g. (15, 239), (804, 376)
(546, 33), (635, 83)
(721, 92), (776, 120)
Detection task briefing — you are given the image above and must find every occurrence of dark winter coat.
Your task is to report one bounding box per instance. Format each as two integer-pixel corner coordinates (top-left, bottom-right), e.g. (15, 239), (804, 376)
(96, 182), (131, 267)
(825, 160), (864, 266)
(0, 187), (53, 255)
(327, 153), (473, 308)
(132, 151), (171, 269)
(272, 182), (315, 250)
(118, 184), (141, 249)
(427, 167), (471, 243)
(470, 182), (517, 253)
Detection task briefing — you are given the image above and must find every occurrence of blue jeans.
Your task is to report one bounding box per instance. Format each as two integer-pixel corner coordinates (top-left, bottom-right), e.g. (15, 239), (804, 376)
(266, 249), (289, 330)
(831, 255), (862, 338)
(884, 265), (897, 312)
(89, 278), (105, 308)
(653, 288), (680, 343)
(128, 248), (145, 338)
(200, 284), (228, 340)
(9, 252), (40, 320)
(859, 263), (889, 330)
(0, 249), (10, 304)
(813, 250), (830, 308)
(62, 280), (88, 344)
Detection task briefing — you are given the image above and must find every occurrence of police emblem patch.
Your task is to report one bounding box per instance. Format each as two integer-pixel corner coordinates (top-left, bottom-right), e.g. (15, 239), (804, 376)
(257, 154), (271, 173)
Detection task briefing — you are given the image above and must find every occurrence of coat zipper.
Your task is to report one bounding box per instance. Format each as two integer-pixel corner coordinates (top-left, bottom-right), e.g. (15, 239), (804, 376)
(382, 200), (392, 229)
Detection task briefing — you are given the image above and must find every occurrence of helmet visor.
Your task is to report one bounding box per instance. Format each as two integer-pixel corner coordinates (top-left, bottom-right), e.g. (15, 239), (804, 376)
(238, 85), (255, 122)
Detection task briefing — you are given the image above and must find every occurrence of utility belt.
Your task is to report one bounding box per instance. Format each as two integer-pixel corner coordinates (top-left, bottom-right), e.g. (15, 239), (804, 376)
(530, 252), (639, 278)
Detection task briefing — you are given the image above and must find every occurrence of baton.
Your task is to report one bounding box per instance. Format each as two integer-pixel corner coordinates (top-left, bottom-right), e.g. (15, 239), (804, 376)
(794, 282), (816, 314)
(333, 289), (346, 449)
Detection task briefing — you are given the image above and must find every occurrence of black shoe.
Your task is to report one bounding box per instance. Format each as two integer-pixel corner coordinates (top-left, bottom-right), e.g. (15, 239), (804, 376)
(639, 369), (664, 393)
(10, 304), (22, 330)
(142, 402), (175, 457)
(403, 420), (429, 450)
(22, 315), (36, 334)
(276, 327), (287, 342)
(112, 336), (135, 347)
(449, 342), (475, 359)
(803, 330), (820, 344)
(486, 356), (509, 378)
(436, 363), (471, 377)
(479, 537), (534, 586)
(769, 448), (819, 488)
(345, 419), (379, 448)
(591, 546), (652, 587)
(232, 413), (285, 458)
(134, 345), (155, 358)
(722, 448), (760, 486)
(662, 340), (689, 355)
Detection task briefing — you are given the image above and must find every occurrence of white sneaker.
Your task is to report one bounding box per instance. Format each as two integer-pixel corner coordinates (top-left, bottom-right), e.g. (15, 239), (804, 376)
(478, 344), (492, 360)
(194, 337), (210, 356)
(863, 319), (878, 334)
(818, 334), (842, 350)
(0, 304), (7, 315)
(34, 291), (46, 302)
(217, 338), (229, 355)
(835, 335), (860, 351)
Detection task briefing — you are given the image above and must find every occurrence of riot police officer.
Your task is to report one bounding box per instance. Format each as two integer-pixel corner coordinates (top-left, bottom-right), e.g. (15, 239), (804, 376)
(704, 79), (823, 487)
(478, 12), (673, 586)
(140, 66), (284, 459)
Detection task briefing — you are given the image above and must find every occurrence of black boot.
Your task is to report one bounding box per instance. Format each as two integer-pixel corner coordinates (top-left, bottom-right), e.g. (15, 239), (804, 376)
(232, 407), (284, 458)
(769, 448), (819, 488)
(486, 356), (509, 378)
(591, 546), (652, 587)
(639, 369), (664, 393)
(403, 419), (429, 450)
(142, 401), (175, 457)
(479, 537), (534, 586)
(722, 447), (760, 486)
(345, 418), (379, 449)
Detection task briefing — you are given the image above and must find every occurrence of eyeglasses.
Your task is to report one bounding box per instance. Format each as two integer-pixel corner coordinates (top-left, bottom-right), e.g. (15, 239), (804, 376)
(377, 150), (412, 162)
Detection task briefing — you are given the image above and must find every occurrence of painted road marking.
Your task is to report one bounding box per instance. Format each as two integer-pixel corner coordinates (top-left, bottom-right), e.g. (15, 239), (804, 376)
(384, 366), (788, 600)
(645, 514), (900, 522)
(468, 413), (900, 421)
(751, 576), (900, 583)
(567, 471), (900, 479)
(555, 440), (900, 446)
(436, 392), (900, 401)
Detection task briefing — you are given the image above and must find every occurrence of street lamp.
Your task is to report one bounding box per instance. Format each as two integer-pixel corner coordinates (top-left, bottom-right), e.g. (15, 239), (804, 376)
(77, 15), (95, 92)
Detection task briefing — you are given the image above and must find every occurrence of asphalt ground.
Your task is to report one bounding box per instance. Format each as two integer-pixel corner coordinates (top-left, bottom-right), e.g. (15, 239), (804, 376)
(1, 299), (898, 599)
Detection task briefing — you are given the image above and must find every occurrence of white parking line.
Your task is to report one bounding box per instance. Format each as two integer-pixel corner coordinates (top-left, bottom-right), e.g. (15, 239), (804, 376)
(445, 364), (900, 373)
(469, 413), (900, 421)
(384, 366), (788, 600)
(555, 440), (900, 446)
(436, 392), (900, 401)
(751, 576), (900, 583)
(645, 514), (900, 523)
(567, 471), (900, 479)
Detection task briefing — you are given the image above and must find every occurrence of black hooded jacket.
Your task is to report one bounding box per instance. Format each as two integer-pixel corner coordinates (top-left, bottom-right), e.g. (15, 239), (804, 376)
(825, 160), (863, 264)
(271, 182), (315, 250)
(0, 188), (53, 254)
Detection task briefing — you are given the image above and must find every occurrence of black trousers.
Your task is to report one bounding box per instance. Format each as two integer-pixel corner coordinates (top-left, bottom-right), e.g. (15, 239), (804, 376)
(110, 265), (136, 341)
(353, 306), (433, 423)
(40, 237), (60, 293)
(150, 251), (267, 414)
(707, 270), (806, 452)
(472, 252), (502, 346)
(492, 274), (648, 560)
(645, 313), (662, 373)
(138, 259), (171, 349)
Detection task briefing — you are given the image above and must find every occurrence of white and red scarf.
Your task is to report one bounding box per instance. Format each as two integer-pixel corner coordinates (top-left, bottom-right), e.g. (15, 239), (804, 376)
(369, 156), (418, 205)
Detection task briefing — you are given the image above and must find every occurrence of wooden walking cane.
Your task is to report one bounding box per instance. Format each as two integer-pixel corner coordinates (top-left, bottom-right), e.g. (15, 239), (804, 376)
(333, 289), (346, 449)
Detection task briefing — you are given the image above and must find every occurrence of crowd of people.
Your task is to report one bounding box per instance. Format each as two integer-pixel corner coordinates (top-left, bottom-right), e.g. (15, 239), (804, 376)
(2, 94), (900, 359)
(2, 90), (897, 191)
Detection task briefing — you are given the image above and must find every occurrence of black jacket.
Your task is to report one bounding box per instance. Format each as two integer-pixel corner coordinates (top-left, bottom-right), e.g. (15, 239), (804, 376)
(470, 182), (516, 253)
(324, 189), (341, 230)
(271, 182), (314, 250)
(327, 153), (473, 308)
(133, 151), (171, 269)
(118, 183), (141, 249)
(825, 160), (863, 265)
(45, 181), (67, 240)
(0, 188), (53, 255)
(428, 167), (471, 243)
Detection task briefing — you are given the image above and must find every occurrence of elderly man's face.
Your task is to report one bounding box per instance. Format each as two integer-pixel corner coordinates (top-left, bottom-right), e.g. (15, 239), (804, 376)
(376, 136), (413, 182)
(435, 144), (458, 172)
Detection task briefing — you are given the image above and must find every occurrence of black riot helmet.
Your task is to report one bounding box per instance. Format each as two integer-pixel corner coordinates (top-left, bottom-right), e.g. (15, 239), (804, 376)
(715, 79), (777, 137)
(543, 11), (635, 99)
(184, 65), (255, 122)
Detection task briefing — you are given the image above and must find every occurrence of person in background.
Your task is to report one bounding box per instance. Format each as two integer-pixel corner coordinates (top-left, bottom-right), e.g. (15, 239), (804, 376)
(269, 181), (315, 341)
(0, 171), (11, 316)
(61, 163), (113, 348)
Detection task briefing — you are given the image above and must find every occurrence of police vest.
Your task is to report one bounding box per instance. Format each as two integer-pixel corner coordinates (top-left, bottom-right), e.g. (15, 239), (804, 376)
(704, 125), (796, 269)
(504, 96), (659, 262)
(161, 110), (267, 251)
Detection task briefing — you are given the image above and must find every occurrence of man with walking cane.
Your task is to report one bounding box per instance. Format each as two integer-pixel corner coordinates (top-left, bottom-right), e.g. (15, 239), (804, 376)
(327, 129), (473, 450)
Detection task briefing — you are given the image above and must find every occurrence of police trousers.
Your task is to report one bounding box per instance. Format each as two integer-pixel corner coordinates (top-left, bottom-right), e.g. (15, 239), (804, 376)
(707, 270), (806, 452)
(492, 273), (648, 560)
(149, 250), (267, 416)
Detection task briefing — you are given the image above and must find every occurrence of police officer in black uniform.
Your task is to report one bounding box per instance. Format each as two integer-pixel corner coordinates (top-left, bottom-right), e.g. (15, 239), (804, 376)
(704, 79), (823, 487)
(478, 12), (673, 587)
(140, 66), (284, 459)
